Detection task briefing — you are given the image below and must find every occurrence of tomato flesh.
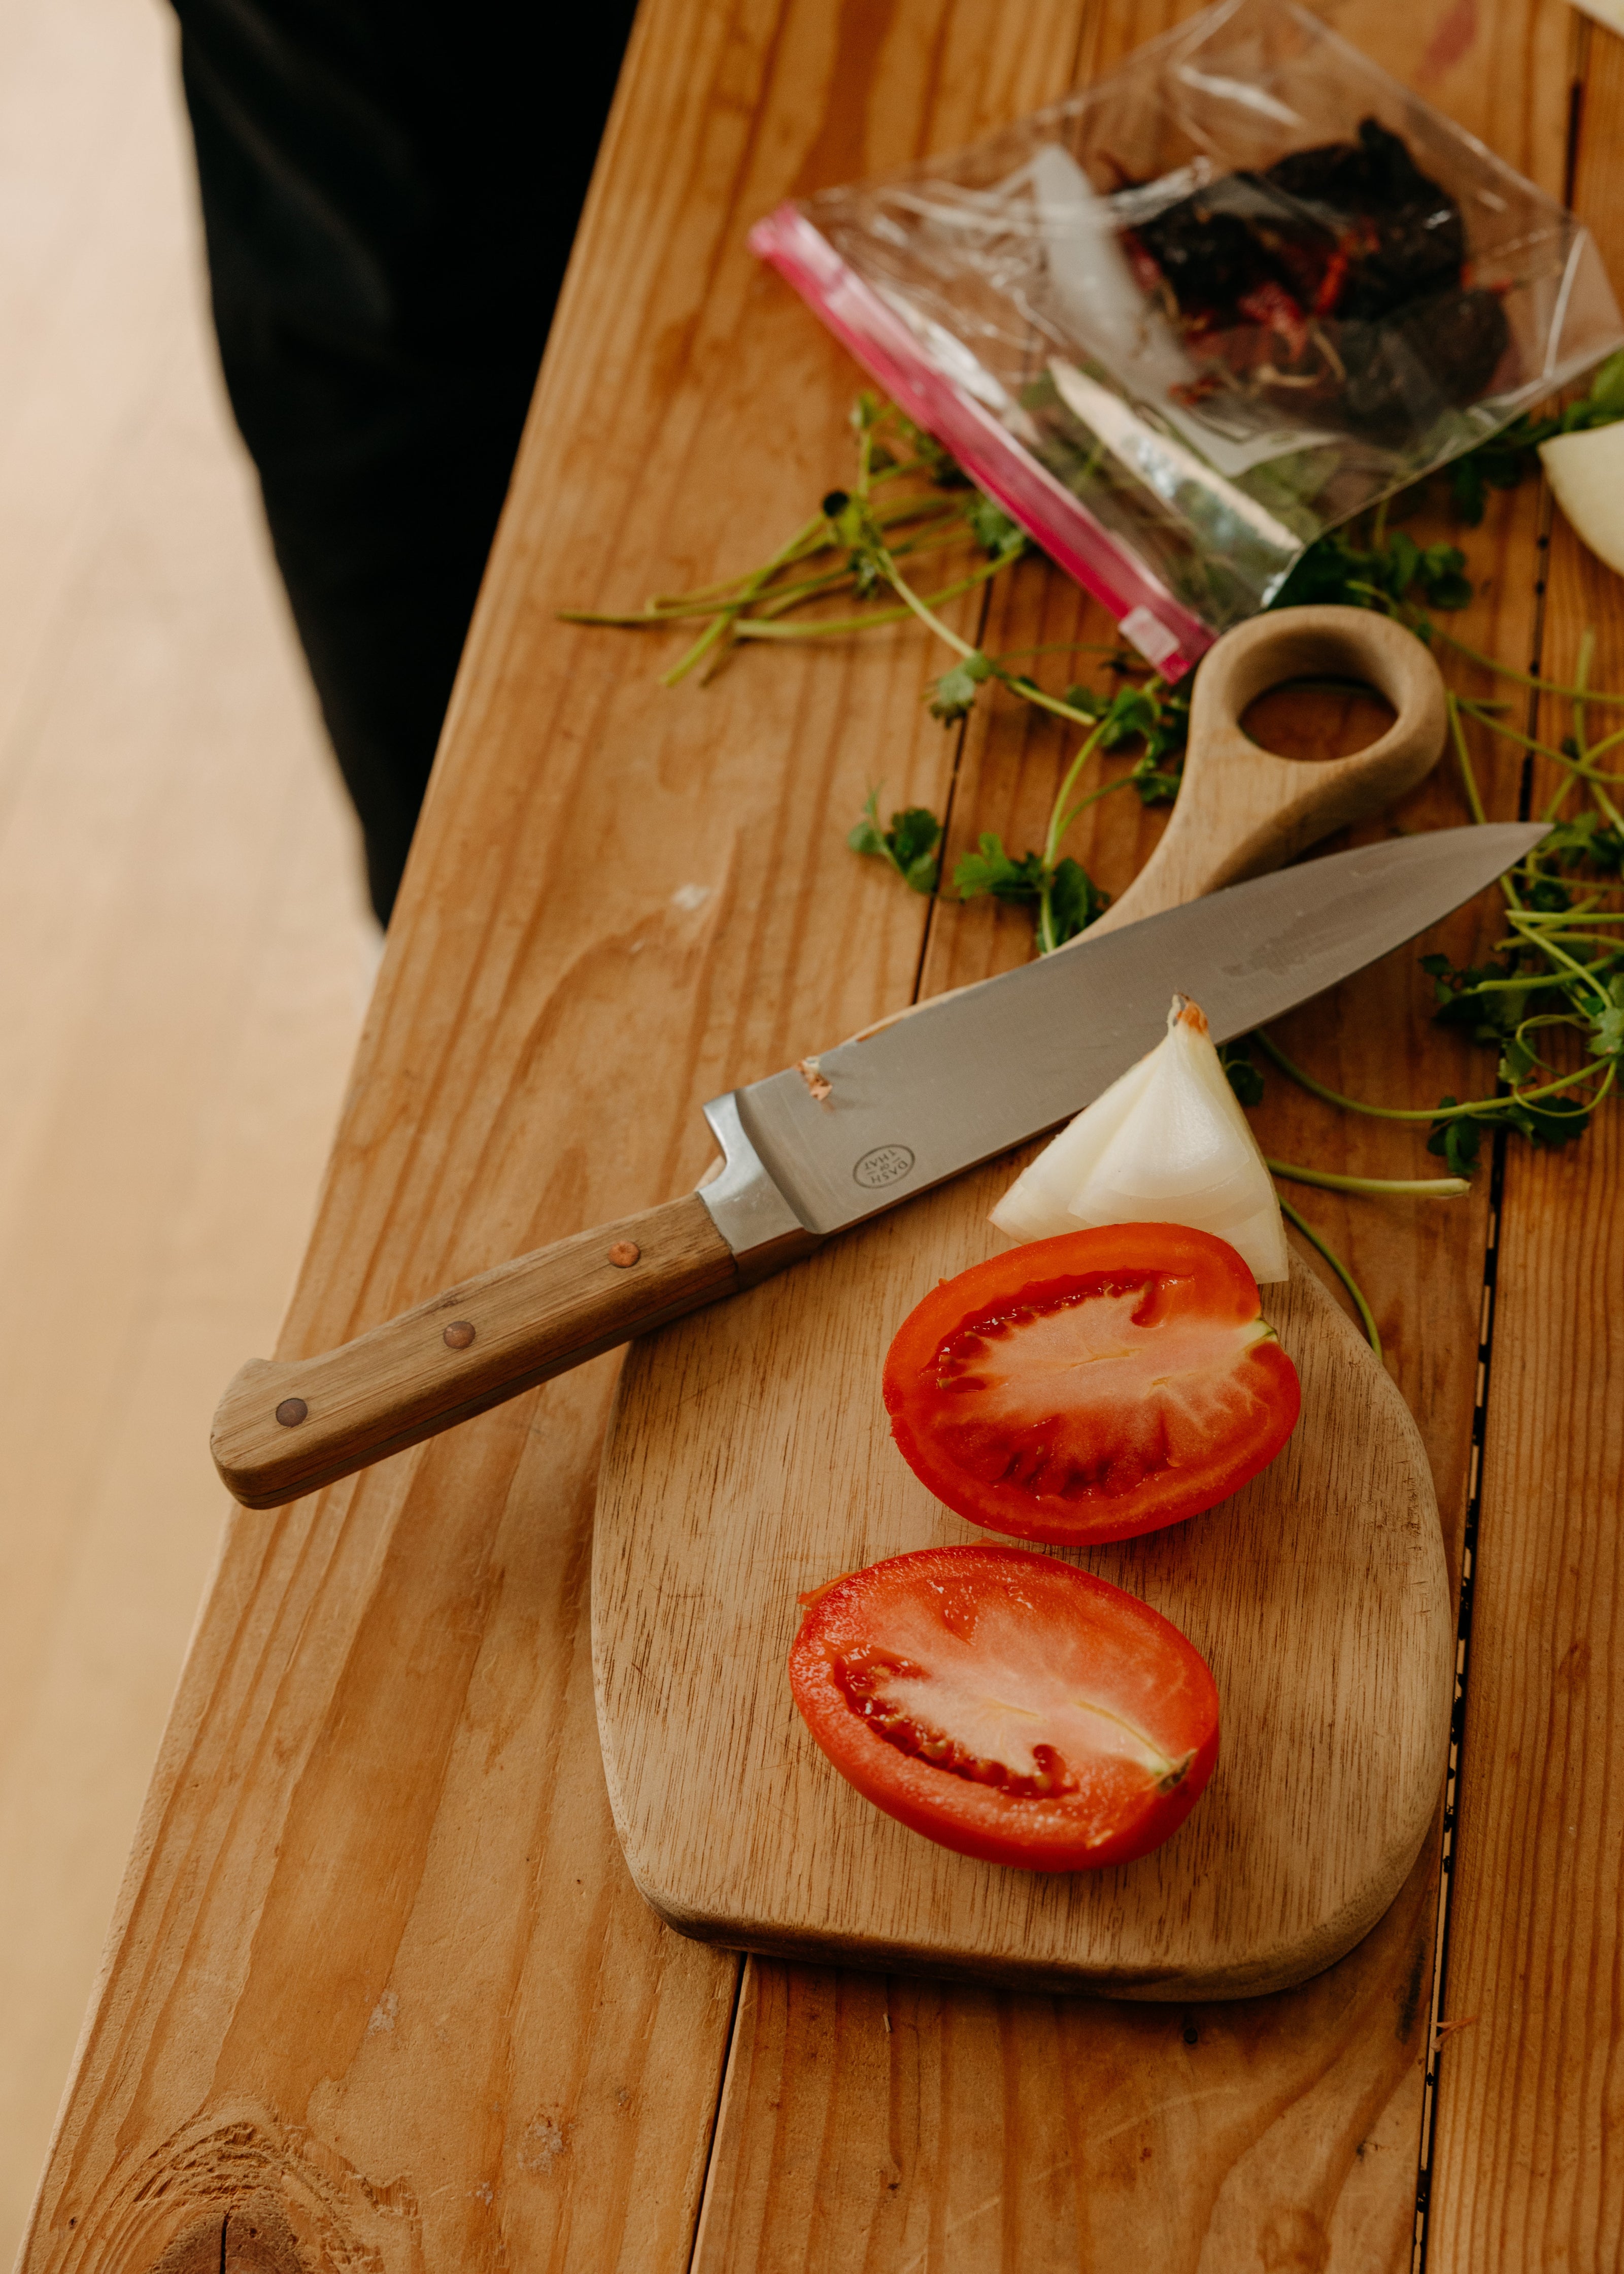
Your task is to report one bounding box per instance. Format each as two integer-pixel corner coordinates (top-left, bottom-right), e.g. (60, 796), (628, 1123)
(790, 1545), (1219, 1871)
(884, 1223), (1300, 1545)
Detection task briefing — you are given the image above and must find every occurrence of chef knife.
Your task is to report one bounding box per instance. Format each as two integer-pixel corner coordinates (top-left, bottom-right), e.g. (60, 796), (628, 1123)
(213, 820), (1542, 1508)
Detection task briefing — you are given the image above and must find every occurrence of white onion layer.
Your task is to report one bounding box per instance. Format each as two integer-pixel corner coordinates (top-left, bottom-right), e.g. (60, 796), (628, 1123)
(1540, 422), (1624, 579)
(990, 995), (1291, 1283)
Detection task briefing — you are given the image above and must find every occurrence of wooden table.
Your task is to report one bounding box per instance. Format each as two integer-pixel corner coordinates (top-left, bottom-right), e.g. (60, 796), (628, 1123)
(19, 3), (1621, 2267)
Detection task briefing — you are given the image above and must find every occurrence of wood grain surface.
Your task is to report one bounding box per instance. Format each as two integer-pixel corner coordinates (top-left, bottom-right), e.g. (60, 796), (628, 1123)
(14, 1), (1611, 2271)
(1426, 24), (1624, 2266)
(600, 1230), (1452, 1996)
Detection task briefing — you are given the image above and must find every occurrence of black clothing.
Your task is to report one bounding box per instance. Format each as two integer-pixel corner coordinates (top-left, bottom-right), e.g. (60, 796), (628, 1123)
(174, 1), (638, 922)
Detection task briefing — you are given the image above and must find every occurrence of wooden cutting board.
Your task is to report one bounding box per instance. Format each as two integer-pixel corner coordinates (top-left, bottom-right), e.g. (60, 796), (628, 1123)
(593, 1166), (1453, 2000)
(592, 608), (1457, 1999)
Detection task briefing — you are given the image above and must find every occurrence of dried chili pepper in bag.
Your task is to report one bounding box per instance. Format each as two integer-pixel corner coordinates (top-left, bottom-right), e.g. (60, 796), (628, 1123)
(753, 0), (1622, 673)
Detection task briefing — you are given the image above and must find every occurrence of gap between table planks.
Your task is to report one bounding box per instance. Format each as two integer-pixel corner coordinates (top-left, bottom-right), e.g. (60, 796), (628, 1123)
(14, 7), (1609, 2274)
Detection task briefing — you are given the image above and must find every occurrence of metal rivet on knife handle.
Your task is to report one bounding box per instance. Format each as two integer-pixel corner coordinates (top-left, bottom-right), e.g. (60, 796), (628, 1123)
(275, 1398), (309, 1428)
(608, 1241), (641, 1267)
(443, 1321), (476, 1349)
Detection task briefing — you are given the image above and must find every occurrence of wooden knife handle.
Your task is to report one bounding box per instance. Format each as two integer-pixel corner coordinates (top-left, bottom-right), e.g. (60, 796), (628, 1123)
(211, 1193), (737, 1509)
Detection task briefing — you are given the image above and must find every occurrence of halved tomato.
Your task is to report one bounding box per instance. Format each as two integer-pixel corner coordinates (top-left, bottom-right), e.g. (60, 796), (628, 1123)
(884, 1223), (1299, 1546)
(789, 1545), (1219, 1871)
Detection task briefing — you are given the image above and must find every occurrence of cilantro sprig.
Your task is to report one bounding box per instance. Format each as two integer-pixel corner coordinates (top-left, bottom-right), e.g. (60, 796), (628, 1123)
(848, 792), (941, 894)
(946, 675), (1189, 949)
(567, 392), (1190, 955)
(1254, 679), (1624, 1184)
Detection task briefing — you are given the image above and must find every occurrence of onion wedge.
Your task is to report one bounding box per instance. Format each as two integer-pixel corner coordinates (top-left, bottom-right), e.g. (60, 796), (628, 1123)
(991, 994), (1291, 1282)
(1540, 422), (1624, 580)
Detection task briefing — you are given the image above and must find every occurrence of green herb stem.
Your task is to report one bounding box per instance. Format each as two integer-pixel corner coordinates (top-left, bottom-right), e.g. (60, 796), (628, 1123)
(991, 671), (1113, 731)
(1276, 1195), (1383, 1361)
(1036, 727), (1113, 954)
(1266, 1158), (1469, 1198)
(660, 504), (852, 685)
(880, 559), (981, 660)
(735, 554), (1009, 643)
(1427, 623), (1624, 707)
(1043, 724), (1112, 871)
(1455, 698), (1624, 810)
(634, 490), (954, 623)
(751, 527), (966, 621)
(1256, 1029), (1610, 1122)
(657, 508), (828, 610)
(1445, 692), (1491, 828)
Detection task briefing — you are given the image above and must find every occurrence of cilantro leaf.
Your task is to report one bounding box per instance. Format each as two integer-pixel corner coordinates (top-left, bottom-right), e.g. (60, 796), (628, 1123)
(887, 412), (967, 487)
(1418, 947), (1552, 1048)
(953, 838), (1106, 948)
(964, 494), (1027, 559)
(1045, 857), (1107, 946)
(928, 650), (994, 723)
(1132, 752), (1182, 806)
(1440, 352), (1624, 525)
(1542, 812), (1624, 876)
(848, 789), (941, 894)
(1415, 543), (1474, 611)
(1273, 525), (1474, 621)
(1449, 454), (1487, 526)
(1426, 1101), (1482, 1179)
(1504, 1096), (1590, 1146)
(1524, 873), (1573, 914)
(1586, 348), (1624, 422)
(1098, 688), (1159, 749)
(1218, 1037), (1265, 1106)
(953, 833), (1046, 904)
(1590, 975), (1624, 1062)
(1061, 678), (1189, 794)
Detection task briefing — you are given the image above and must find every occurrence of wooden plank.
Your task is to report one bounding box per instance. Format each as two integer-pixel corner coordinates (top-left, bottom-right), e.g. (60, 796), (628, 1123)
(689, 0), (1573, 2259)
(688, 574), (1542, 2266)
(13, 3), (1090, 2269)
(1426, 20), (1624, 2267)
(0, 0), (373, 2258)
(697, 1860), (1440, 2274)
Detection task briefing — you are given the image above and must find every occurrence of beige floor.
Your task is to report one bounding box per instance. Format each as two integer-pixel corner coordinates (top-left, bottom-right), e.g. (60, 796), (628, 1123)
(0, 0), (375, 2256)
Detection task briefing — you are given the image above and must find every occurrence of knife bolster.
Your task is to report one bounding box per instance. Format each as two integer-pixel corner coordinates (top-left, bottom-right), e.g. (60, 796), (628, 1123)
(698, 1090), (821, 1284)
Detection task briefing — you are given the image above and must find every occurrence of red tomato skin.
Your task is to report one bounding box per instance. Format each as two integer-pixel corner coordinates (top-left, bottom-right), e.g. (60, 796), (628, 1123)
(883, 1223), (1300, 1547)
(789, 1545), (1220, 1873)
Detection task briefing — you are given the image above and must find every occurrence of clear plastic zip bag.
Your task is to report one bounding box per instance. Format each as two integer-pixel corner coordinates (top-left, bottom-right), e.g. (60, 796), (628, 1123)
(751, 0), (1622, 678)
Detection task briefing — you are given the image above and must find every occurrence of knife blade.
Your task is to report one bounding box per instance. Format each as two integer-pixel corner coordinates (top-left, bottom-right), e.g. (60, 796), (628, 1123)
(704, 821), (1543, 1256)
(213, 820), (1542, 1508)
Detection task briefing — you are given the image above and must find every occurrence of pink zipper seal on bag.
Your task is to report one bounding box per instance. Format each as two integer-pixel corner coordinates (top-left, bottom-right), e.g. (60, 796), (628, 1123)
(749, 203), (1213, 682)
